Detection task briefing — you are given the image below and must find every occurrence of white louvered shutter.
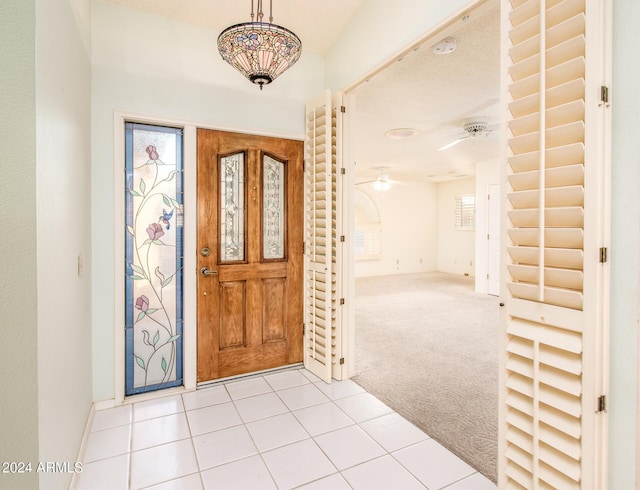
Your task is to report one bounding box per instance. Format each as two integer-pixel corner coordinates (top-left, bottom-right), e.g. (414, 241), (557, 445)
(304, 90), (343, 383)
(500, 0), (610, 487)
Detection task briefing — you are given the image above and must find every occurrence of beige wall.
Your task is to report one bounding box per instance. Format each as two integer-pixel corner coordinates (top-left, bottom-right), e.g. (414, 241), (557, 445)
(436, 178), (476, 276)
(354, 181), (438, 277)
(609, 0), (640, 487)
(0, 2), (40, 489)
(35, 0), (94, 487)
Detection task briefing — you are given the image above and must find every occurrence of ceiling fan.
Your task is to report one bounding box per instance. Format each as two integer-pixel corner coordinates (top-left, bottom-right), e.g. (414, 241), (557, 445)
(356, 167), (403, 191)
(438, 119), (497, 151)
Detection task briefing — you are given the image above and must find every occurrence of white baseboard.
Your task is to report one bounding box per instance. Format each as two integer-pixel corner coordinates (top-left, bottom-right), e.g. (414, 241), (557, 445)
(93, 399), (116, 411)
(68, 403), (96, 489)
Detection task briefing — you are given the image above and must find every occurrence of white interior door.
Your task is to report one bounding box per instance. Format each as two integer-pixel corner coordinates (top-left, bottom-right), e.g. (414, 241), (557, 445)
(488, 183), (501, 296)
(304, 89), (344, 383)
(499, 0), (611, 487)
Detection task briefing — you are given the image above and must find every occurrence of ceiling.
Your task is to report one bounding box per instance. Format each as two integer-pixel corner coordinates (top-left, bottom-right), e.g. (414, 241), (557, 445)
(351, 0), (501, 184)
(102, 0), (365, 55)
(104, 0), (500, 185)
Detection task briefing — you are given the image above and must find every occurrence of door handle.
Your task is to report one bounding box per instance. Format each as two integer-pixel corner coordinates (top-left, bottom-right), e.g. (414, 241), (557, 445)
(201, 267), (218, 276)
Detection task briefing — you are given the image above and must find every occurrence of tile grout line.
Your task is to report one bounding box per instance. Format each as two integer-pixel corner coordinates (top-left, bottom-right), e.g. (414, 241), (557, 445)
(270, 375), (341, 488)
(179, 389), (207, 490)
(439, 471), (486, 489)
(127, 405), (133, 490)
(245, 373), (330, 488)
(226, 377), (280, 489)
(130, 397), (199, 489)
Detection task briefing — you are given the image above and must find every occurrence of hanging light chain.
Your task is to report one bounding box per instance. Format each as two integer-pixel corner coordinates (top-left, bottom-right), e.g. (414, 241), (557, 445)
(256, 0), (264, 22)
(252, 0), (273, 24)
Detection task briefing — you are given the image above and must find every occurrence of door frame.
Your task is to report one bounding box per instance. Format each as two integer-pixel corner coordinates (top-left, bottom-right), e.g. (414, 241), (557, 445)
(487, 183), (500, 296)
(113, 110), (303, 403)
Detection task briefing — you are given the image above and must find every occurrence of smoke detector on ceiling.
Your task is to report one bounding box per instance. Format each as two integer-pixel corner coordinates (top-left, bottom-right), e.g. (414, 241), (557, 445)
(432, 37), (457, 55)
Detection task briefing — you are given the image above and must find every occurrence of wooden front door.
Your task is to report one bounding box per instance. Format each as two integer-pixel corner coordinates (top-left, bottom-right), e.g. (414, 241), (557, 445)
(197, 129), (304, 382)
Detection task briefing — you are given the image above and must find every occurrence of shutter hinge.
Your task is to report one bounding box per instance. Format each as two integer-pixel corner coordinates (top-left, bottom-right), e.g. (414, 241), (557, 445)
(302, 324), (305, 336)
(341, 106), (346, 113)
(597, 395), (607, 413)
(340, 298), (345, 305)
(339, 357), (345, 365)
(599, 247), (608, 263)
(303, 160), (306, 173)
(303, 241), (306, 254)
(341, 167), (346, 175)
(340, 235), (345, 242)
(600, 86), (610, 104)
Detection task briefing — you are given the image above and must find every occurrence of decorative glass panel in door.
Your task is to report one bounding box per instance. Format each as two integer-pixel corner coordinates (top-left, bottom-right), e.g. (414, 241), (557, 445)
(125, 122), (184, 395)
(263, 155), (286, 260)
(220, 153), (246, 262)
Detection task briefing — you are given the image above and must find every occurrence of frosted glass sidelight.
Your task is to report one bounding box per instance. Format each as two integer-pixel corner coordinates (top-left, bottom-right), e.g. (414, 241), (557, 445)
(220, 153), (246, 262)
(263, 155), (285, 260)
(125, 123), (184, 396)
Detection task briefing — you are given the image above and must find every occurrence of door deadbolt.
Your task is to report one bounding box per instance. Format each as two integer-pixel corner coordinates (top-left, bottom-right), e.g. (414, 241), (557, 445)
(200, 247), (210, 257)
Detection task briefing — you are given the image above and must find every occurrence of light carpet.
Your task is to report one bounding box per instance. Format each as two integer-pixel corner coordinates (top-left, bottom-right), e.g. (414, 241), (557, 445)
(352, 272), (499, 482)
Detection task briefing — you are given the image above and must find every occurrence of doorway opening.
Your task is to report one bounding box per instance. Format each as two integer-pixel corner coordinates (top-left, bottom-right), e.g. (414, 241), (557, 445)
(347, 0), (501, 481)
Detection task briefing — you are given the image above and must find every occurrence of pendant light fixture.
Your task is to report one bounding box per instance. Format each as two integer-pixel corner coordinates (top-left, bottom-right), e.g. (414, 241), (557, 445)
(217, 0), (302, 90)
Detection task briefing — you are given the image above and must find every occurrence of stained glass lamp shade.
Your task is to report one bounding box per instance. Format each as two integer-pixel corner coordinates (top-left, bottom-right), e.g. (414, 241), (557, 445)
(217, 1), (301, 90)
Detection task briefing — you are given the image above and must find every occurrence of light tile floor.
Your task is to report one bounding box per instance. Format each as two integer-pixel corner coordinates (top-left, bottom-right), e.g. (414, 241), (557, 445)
(74, 368), (497, 490)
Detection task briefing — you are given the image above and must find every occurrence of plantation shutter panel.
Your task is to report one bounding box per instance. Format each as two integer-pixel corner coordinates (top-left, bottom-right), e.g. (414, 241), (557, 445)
(304, 90), (343, 383)
(500, 0), (610, 488)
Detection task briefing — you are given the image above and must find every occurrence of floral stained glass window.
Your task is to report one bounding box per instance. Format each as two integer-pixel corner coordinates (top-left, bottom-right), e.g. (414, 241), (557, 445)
(125, 123), (183, 395)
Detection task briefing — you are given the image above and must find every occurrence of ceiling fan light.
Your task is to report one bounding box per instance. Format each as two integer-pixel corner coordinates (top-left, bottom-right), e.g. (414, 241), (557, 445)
(373, 179), (390, 191)
(463, 120), (488, 135)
